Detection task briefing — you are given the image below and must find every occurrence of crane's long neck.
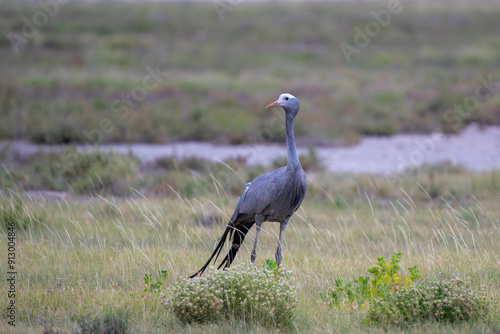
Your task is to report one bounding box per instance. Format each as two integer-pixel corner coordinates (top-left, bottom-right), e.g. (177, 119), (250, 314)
(285, 113), (300, 169)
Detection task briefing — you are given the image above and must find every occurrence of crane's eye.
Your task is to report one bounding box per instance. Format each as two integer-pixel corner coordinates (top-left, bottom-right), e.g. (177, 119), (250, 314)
(284, 97), (289, 101)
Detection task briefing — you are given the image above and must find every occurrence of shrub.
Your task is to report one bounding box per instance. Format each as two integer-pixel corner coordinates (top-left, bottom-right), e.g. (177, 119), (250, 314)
(76, 311), (129, 334)
(322, 252), (421, 311)
(164, 262), (297, 328)
(54, 149), (139, 195)
(366, 277), (489, 325)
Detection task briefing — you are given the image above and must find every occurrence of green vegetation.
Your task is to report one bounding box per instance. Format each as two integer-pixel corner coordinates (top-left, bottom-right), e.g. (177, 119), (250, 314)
(0, 147), (139, 195)
(75, 311), (129, 334)
(165, 262), (296, 327)
(4, 145), (500, 204)
(143, 270), (168, 295)
(1, 155), (500, 332)
(0, 192), (45, 231)
(0, 146), (267, 197)
(322, 252), (489, 326)
(1, 0), (500, 144)
(367, 277), (489, 326)
(322, 252), (422, 311)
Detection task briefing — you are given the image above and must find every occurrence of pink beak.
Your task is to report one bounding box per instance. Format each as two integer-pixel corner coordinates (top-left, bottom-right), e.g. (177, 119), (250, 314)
(265, 100), (282, 109)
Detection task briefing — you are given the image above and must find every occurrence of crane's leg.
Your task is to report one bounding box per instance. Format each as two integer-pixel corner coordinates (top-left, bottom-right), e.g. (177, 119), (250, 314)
(250, 214), (265, 264)
(275, 219), (289, 268)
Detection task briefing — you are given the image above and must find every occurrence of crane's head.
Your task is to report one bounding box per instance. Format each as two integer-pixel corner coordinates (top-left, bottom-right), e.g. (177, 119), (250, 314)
(265, 93), (300, 116)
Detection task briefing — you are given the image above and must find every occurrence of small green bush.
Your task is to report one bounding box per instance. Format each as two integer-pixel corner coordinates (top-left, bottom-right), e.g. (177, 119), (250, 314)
(322, 252), (421, 311)
(323, 253), (489, 326)
(143, 270), (168, 295)
(164, 262), (297, 328)
(76, 311), (129, 334)
(366, 277), (489, 325)
(54, 149), (139, 195)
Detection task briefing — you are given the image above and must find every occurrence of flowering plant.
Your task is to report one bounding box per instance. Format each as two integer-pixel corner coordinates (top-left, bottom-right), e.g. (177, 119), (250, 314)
(163, 262), (297, 327)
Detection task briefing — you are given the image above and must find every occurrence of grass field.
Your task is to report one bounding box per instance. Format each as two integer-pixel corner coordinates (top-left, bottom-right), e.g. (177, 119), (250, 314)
(1, 0), (500, 145)
(1, 162), (500, 333)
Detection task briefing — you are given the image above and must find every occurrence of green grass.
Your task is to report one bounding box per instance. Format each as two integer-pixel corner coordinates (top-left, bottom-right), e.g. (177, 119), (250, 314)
(1, 0), (500, 144)
(1, 164), (500, 333)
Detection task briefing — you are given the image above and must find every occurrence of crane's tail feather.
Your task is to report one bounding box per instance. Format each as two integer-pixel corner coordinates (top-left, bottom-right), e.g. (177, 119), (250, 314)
(217, 223), (252, 270)
(189, 224), (233, 278)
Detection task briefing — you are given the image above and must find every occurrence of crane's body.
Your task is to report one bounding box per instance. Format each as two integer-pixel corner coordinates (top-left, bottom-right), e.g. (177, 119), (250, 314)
(238, 165), (305, 223)
(190, 93), (306, 278)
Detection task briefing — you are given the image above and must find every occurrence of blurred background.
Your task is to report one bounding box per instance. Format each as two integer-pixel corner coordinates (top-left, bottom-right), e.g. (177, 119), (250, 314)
(1, 0), (500, 196)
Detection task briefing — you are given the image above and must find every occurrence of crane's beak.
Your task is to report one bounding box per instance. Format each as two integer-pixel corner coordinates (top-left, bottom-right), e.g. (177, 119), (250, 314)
(265, 100), (282, 109)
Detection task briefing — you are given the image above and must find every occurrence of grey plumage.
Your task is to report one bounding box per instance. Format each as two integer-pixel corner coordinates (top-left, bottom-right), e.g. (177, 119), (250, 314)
(190, 93), (306, 278)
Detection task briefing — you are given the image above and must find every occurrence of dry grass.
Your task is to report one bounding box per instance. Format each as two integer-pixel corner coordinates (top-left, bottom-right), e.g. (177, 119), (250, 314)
(0, 168), (499, 333)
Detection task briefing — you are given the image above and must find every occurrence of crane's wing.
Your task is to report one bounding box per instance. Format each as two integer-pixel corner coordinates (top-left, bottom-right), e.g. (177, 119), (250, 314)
(233, 168), (285, 218)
